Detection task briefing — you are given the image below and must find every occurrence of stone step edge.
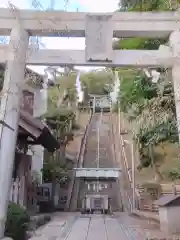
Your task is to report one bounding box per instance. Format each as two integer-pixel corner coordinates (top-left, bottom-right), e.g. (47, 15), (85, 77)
(131, 210), (160, 224)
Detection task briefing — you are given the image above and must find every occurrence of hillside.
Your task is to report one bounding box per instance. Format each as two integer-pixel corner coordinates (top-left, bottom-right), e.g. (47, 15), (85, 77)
(121, 114), (180, 184)
(66, 111), (91, 159)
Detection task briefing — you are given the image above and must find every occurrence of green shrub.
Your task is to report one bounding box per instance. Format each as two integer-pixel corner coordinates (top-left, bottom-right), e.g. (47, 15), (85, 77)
(5, 202), (30, 240)
(166, 168), (180, 181)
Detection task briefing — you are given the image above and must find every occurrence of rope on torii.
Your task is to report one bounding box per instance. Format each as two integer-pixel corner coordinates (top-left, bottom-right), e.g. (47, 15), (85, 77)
(8, 1), (43, 60)
(7, 2), (23, 54)
(8, 2), (21, 24)
(0, 2), (18, 45)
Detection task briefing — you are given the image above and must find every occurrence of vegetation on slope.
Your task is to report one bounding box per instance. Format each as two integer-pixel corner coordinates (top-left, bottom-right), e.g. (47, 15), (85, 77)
(115, 0), (180, 182)
(48, 70), (114, 106)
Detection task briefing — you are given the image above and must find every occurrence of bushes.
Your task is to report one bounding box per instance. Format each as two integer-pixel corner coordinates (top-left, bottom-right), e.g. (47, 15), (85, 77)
(28, 214), (51, 231)
(5, 202), (30, 240)
(166, 168), (180, 181)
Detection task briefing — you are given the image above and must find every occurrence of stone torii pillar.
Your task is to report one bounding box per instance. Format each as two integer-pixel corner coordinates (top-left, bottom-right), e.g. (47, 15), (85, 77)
(169, 30), (180, 144)
(0, 27), (29, 239)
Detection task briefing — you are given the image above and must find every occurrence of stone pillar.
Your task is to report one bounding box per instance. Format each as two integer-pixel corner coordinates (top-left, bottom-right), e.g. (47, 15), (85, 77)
(169, 30), (180, 143)
(0, 27), (29, 238)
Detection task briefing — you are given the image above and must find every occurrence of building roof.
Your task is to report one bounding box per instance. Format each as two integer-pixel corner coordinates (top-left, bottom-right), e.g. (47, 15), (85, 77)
(25, 67), (44, 88)
(0, 63), (55, 89)
(19, 111), (59, 152)
(154, 194), (180, 207)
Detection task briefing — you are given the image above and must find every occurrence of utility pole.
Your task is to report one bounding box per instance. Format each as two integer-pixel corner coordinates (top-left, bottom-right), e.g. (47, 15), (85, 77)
(131, 141), (135, 210)
(118, 100), (121, 135)
(0, 27), (29, 238)
(97, 113), (100, 170)
(93, 96), (96, 114)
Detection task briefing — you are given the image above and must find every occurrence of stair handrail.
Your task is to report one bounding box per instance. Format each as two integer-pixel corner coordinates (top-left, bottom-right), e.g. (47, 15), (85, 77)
(109, 113), (124, 211)
(119, 133), (133, 212)
(66, 110), (93, 210)
(119, 128), (141, 211)
(78, 113), (93, 168)
(110, 112), (133, 212)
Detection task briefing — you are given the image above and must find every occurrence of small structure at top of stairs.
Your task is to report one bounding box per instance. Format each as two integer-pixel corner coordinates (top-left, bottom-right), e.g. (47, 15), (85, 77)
(74, 167), (121, 180)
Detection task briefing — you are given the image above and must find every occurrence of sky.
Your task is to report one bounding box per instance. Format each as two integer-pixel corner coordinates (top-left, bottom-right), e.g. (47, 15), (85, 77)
(0, 0), (119, 75)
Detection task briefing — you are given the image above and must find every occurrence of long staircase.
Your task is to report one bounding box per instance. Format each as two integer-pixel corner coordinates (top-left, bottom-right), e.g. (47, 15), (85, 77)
(77, 112), (121, 211)
(67, 95), (137, 213)
(66, 111), (92, 211)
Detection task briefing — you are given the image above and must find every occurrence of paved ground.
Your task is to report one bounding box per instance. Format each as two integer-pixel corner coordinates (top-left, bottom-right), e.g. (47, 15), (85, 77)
(29, 212), (170, 240)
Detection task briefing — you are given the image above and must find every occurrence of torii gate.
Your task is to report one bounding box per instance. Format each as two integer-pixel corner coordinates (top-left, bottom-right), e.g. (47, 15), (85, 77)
(0, 8), (180, 238)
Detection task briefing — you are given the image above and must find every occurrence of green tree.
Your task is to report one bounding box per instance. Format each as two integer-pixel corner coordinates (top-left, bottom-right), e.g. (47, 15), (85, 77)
(41, 107), (75, 209)
(48, 70), (114, 102)
(115, 0), (171, 51)
(119, 0), (179, 11)
(81, 70), (113, 95)
(119, 71), (157, 114)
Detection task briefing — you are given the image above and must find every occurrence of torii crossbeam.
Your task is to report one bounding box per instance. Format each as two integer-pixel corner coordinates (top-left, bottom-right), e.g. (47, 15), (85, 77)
(0, 45), (174, 67)
(0, 8), (179, 37)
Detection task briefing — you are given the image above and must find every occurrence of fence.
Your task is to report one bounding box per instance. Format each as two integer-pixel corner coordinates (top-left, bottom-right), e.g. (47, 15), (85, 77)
(136, 184), (180, 212)
(9, 177), (25, 207)
(9, 176), (39, 211)
(161, 183), (180, 194)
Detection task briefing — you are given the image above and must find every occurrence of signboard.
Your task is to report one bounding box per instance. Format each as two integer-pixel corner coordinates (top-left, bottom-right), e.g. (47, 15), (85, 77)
(20, 90), (34, 115)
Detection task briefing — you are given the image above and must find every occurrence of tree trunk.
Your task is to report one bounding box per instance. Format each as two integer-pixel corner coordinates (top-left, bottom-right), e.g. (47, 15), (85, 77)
(154, 164), (163, 182)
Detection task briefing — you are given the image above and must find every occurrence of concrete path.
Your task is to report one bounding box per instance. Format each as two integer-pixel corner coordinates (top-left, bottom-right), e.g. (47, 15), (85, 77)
(29, 212), (169, 240)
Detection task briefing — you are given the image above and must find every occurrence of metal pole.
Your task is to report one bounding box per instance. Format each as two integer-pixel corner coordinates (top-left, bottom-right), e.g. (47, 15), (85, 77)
(93, 96), (95, 114)
(96, 115), (99, 193)
(131, 141), (135, 210)
(96, 108), (102, 193)
(118, 100), (121, 135)
(0, 27), (29, 238)
(97, 113), (100, 169)
(98, 108), (103, 168)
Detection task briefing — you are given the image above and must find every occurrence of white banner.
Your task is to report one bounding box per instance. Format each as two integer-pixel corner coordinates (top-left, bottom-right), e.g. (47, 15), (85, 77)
(75, 71), (84, 103)
(110, 71), (120, 104)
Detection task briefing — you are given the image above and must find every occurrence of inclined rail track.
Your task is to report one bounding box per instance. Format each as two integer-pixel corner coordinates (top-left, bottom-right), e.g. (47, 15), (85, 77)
(104, 217), (109, 240)
(77, 111), (120, 210)
(68, 108), (133, 212)
(84, 216), (92, 240)
(60, 214), (148, 240)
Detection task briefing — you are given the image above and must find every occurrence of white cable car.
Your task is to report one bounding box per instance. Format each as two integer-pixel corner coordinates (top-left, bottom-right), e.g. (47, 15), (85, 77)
(89, 95), (112, 113)
(81, 194), (110, 214)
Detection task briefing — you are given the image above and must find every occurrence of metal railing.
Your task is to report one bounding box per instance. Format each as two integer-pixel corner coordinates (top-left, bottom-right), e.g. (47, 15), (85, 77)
(109, 112), (124, 211)
(66, 110), (93, 211)
(109, 110), (137, 213)
(119, 131), (133, 213)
